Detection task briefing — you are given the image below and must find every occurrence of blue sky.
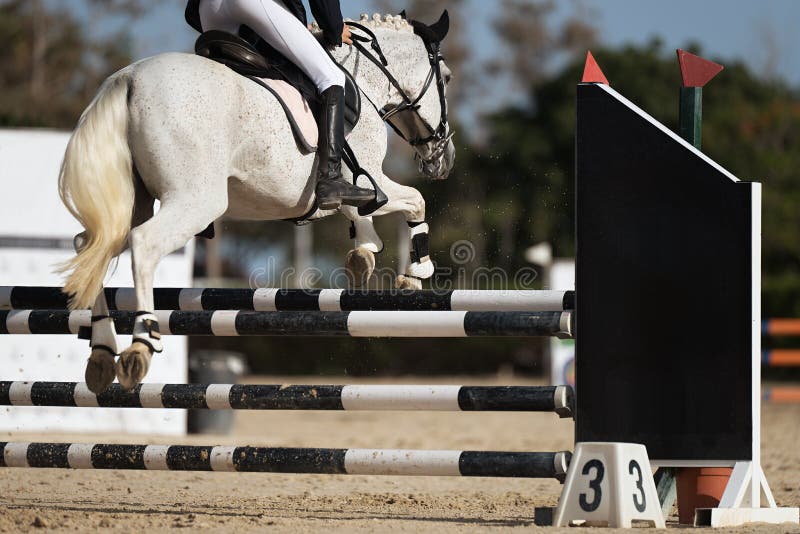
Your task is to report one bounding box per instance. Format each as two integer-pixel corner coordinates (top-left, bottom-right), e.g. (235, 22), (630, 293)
(129, 0), (800, 88)
(578, 0), (799, 83)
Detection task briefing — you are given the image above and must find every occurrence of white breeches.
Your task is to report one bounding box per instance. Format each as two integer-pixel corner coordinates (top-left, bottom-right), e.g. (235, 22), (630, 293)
(199, 0), (346, 92)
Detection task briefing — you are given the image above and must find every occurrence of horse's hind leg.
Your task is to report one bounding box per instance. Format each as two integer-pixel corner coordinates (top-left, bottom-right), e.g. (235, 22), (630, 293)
(83, 171), (155, 393)
(84, 289), (118, 393)
(116, 192), (227, 390)
(69, 231), (118, 393)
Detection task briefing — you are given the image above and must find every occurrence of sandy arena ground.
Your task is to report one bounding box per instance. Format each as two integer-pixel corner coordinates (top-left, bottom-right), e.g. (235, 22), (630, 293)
(0, 375), (798, 533)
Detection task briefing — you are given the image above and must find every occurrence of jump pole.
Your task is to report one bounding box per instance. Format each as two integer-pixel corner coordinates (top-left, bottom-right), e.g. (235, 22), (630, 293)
(762, 349), (800, 367)
(762, 318), (800, 336)
(0, 310), (573, 338)
(762, 387), (800, 404)
(0, 286), (574, 312)
(0, 382), (574, 417)
(0, 442), (571, 479)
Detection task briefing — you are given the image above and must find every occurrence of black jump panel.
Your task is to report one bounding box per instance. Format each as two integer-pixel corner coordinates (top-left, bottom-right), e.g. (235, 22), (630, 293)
(575, 84), (755, 462)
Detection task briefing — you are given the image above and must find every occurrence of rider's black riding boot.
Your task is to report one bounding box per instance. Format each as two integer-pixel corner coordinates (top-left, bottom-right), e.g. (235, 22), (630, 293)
(315, 85), (375, 210)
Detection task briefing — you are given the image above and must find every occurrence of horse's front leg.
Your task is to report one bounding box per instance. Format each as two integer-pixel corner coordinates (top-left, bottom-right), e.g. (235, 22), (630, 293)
(342, 215), (382, 287)
(343, 176), (432, 290)
(398, 217), (434, 290)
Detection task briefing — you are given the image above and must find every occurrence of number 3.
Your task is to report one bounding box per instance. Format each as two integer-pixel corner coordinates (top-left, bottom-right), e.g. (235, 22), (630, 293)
(579, 459), (604, 512)
(629, 460), (646, 512)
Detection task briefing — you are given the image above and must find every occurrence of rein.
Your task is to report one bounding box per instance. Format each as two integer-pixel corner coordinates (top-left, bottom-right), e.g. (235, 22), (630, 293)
(347, 22), (452, 155)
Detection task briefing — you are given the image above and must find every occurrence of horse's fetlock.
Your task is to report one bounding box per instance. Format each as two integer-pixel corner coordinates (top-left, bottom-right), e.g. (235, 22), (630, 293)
(132, 312), (163, 353)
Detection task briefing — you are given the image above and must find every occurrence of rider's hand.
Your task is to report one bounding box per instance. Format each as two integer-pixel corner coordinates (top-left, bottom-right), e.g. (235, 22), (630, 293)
(342, 24), (353, 45)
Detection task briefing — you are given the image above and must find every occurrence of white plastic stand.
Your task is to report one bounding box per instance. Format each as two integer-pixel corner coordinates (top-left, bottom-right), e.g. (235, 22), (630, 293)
(554, 442), (664, 528)
(693, 461), (799, 527)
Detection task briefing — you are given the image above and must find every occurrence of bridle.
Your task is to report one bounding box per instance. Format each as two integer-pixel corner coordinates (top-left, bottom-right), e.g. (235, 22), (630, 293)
(347, 22), (454, 166)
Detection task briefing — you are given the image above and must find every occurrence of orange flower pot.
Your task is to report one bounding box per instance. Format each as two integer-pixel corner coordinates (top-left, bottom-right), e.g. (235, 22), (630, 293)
(676, 467), (733, 525)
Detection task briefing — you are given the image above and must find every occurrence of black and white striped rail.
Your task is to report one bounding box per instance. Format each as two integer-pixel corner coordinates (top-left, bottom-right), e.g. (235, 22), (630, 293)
(0, 442), (571, 479)
(0, 287), (575, 312)
(0, 382), (574, 417)
(0, 310), (573, 338)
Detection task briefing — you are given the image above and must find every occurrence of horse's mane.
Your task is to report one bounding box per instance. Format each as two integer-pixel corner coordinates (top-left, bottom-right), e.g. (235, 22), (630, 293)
(311, 13), (413, 34)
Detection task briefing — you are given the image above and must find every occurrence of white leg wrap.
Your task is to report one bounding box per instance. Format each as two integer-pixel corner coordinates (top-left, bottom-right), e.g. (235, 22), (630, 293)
(132, 313), (163, 353)
(406, 260), (435, 279)
(410, 223), (430, 238)
(90, 316), (118, 355)
(407, 223), (434, 279)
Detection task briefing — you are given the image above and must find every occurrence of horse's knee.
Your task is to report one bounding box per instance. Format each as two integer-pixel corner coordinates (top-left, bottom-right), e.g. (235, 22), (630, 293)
(406, 190), (425, 222)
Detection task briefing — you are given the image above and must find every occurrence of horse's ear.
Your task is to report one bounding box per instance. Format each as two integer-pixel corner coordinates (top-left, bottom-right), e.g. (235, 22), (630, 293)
(430, 10), (450, 42)
(399, 9), (407, 19)
(410, 10), (450, 45)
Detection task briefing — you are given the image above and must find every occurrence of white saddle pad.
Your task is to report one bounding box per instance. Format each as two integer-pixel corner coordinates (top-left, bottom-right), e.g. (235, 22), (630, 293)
(258, 78), (318, 151)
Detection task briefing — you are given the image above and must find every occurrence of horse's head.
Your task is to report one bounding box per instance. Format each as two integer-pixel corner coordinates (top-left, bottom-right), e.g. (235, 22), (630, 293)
(345, 12), (456, 181)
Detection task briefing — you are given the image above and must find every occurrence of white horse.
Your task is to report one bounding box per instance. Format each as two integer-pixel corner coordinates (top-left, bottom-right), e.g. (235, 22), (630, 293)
(57, 12), (455, 393)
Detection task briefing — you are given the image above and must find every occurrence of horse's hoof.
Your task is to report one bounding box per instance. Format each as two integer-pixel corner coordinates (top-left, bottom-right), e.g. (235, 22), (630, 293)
(345, 246), (376, 287)
(396, 275), (422, 290)
(115, 342), (152, 391)
(85, 349), (117, 394)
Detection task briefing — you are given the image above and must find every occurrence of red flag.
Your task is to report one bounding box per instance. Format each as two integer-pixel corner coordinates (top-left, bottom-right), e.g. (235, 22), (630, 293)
(677, 49), (723, 87)
(582, 51), (609, 85)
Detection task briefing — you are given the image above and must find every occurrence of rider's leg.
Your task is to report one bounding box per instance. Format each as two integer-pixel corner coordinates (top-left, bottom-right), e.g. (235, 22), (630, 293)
(200, 0), (374, 209)
(202, 0), (343, 91)
(314, 85), (375, 209)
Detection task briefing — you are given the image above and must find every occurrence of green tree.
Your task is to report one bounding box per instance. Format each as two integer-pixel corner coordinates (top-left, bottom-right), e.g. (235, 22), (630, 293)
(476, 39), (800, 315)
(0, 0), (149, 128)
(412, 0), (596, 281)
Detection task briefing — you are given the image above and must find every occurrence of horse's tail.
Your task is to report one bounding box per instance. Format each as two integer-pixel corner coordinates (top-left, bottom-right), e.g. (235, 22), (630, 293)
(58, 70), (135, 310)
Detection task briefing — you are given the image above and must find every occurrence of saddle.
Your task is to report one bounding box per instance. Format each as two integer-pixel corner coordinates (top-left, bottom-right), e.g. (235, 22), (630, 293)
(195, 29), (361, 153)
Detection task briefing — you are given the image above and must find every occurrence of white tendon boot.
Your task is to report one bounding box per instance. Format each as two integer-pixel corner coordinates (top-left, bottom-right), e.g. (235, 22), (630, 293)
(398, 222), (434, 289)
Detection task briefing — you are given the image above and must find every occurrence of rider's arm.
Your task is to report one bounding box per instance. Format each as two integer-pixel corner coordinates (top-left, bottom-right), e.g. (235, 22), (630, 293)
(309, 0), (344, 47)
